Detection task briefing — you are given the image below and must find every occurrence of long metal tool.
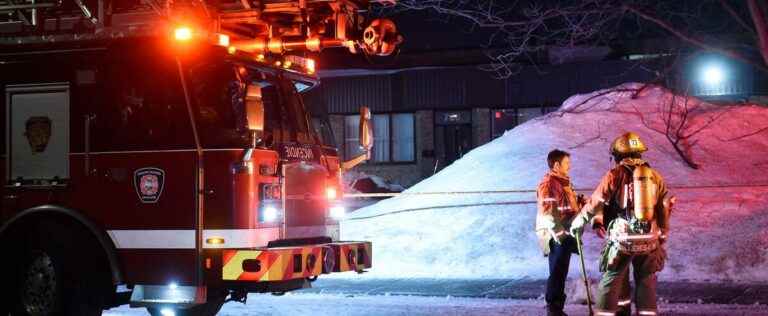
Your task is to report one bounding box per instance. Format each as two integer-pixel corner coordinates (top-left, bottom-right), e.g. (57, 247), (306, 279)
(575, 233), (594, 316)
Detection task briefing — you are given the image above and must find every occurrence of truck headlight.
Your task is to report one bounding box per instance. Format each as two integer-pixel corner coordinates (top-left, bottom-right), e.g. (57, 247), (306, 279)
(262, 206), (279, 222)
(329, 206), (346, 219)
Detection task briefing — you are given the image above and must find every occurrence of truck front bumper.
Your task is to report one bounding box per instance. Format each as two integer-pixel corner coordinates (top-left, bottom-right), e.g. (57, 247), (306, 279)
(221, 241), (371, 281)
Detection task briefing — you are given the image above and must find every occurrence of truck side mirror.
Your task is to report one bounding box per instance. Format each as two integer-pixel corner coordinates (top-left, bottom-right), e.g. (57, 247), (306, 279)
(341, 106), (374, 170)
(359, 106), (373, 153)
(245, 85), (265, 133)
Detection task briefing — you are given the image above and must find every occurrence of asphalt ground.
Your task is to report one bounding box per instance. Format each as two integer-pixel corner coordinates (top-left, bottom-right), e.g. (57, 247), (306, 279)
(305, 278), (768, 305)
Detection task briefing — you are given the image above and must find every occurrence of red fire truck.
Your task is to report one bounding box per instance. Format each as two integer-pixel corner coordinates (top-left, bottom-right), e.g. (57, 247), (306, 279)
(0, 0), (400, 315)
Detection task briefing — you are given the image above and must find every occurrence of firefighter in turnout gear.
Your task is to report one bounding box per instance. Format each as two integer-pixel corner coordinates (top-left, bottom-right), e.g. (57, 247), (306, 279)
(570, 132), (675, 316)
(536, 149), (587, 316)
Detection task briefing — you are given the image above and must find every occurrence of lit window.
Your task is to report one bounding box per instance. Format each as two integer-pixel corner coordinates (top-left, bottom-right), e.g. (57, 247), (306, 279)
(344, 113), (415, 163)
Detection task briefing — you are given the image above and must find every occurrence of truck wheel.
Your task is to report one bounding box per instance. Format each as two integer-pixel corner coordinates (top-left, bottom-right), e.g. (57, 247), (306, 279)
(9, 220), (111, 316)
(18, 250), (61, 315)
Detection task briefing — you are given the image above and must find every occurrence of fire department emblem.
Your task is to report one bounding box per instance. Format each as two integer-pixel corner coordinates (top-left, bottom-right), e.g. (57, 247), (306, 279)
(24, 116), (52, 153)
(134, 167), (165, 203)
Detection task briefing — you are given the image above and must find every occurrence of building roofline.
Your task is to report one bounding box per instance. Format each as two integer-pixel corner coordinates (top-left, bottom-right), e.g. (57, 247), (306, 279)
(316, 65), (484, 78)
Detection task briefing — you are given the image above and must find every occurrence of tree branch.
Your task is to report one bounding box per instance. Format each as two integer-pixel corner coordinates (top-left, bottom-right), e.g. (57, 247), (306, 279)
(624, 4), (768, 71)
(719, 0), (756, 35)
(748, 0), (768, 66)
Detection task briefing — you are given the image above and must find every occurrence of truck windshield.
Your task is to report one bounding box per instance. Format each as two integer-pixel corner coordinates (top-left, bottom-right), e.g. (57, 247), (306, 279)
(311, 117), (336, 147)
(188, 62), (317, 148)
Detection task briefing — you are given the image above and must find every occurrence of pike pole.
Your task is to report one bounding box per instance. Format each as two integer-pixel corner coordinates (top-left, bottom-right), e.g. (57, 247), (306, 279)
(575, 233), (594, 316)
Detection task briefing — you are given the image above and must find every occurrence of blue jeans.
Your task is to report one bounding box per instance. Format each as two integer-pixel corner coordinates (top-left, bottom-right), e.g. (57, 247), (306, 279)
(546, 236), (578, 309)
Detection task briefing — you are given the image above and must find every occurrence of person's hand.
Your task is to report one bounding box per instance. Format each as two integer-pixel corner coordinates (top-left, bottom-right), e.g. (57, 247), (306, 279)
(570, 214), (587, 237)
(549, 228), (566, 245)
(664, 196), (677, 210)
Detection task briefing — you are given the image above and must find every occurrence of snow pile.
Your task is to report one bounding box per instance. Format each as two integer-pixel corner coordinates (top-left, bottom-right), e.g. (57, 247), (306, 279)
(340, 83), (768, 282)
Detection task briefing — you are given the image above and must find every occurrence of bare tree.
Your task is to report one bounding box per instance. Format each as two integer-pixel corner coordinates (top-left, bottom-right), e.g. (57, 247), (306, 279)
(548, 81), (727, 169)
(633, 91), (728, 169)
(387, 1), (768, 168)
(389, 0), (768, 76)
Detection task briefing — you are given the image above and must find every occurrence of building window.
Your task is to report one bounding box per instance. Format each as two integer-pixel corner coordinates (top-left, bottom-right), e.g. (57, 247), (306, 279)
(372, 114), (390, 162)
(491, 106), (558, 138)
(345, 113), (415, 163)
(344, 115), (364, 159)
(391, 113), (415, 162)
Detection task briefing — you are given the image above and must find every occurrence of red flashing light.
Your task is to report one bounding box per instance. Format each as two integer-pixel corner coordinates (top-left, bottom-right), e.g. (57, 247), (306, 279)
(495, 111), (502, 119)
(217, 34), (230, 47)
(306, 58), (316, 74)
(326, 187), (338, 200)
(174, 26), (193, 41)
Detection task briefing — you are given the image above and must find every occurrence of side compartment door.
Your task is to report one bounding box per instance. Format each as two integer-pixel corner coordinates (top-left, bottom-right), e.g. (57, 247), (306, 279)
(4, 83), (70, 210)
(82, 55), (198, 285)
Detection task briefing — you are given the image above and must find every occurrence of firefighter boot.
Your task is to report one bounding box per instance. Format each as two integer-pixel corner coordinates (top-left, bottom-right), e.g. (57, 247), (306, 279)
(546, 303), (568, 316)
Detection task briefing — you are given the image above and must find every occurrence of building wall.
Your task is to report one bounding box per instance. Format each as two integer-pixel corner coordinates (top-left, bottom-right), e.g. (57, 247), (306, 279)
(310, 59), (660, 189)
(416, 110), (436, 179)
(472, 108), (491, 147)
(330, 110), (434, 188)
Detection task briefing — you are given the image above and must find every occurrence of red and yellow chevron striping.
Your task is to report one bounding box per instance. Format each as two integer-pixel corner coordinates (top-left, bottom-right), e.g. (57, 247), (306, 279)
(332, 242), (372, 273)
(222, 246), (323, 281)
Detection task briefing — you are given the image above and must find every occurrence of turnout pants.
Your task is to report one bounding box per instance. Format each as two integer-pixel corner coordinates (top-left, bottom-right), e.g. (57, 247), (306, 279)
(595, 245), (666, 316)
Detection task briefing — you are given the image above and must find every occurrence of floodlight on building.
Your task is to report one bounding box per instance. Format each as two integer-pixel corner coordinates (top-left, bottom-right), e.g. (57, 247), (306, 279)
(701, 64), (725, 86)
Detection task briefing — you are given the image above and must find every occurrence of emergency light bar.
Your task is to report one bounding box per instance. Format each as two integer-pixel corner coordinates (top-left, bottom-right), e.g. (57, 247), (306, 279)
(171, 25), (318, 75)
(283, 55), (317, 74)
(174, 26), (193, 41)
(172, 25), (232, 47)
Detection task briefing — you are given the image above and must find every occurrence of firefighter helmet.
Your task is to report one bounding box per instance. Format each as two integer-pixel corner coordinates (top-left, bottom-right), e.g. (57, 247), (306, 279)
(610, 132), (647, 155)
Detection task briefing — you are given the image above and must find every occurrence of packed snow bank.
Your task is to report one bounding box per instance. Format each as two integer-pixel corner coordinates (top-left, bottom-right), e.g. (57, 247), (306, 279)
(340, 83), (768, 282)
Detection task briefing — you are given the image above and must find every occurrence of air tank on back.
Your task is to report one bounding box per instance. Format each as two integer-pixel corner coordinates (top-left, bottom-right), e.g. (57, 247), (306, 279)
(633, 165), (656, 221)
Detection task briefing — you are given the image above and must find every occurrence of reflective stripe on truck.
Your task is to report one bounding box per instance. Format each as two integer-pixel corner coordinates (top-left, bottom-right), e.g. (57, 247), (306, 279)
(222, 241), (372, 281)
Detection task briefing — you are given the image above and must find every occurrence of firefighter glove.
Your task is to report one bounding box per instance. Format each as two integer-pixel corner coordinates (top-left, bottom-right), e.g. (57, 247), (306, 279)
(570, 214), (588, 237)
(549, 228), (567, 245)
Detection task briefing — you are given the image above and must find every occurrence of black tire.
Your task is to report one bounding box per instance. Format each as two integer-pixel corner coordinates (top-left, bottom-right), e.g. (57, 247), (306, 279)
(147, 295), (226, 316)
(7, 220), (113, 316)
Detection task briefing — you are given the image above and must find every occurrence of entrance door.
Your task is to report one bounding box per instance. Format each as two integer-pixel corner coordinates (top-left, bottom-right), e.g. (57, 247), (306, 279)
(441, 124), (472, 163)
(434, 111), (472, 171)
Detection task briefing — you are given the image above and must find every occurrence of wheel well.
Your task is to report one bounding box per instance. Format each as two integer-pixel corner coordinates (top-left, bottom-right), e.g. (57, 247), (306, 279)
(0, 205), (123, 285)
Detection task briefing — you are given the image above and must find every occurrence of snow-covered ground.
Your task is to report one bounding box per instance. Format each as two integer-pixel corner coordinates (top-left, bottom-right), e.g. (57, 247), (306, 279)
(340, 83), (768, 282)
(104, 293), (768, 315)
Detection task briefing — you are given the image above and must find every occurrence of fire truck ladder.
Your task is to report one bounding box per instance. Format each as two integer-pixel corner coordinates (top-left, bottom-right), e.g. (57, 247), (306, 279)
(0, 0), (402, 56)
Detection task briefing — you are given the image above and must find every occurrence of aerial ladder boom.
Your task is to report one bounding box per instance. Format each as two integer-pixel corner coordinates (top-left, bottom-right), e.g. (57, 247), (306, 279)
(0, 0), (403, 56)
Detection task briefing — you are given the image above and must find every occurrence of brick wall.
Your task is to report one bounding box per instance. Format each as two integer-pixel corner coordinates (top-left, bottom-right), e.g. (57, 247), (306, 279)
(472, 108), (491, 148)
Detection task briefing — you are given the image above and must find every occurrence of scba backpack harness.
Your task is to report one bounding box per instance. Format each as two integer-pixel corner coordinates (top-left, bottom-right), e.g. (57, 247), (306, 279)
(606, 162), (661, 256)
